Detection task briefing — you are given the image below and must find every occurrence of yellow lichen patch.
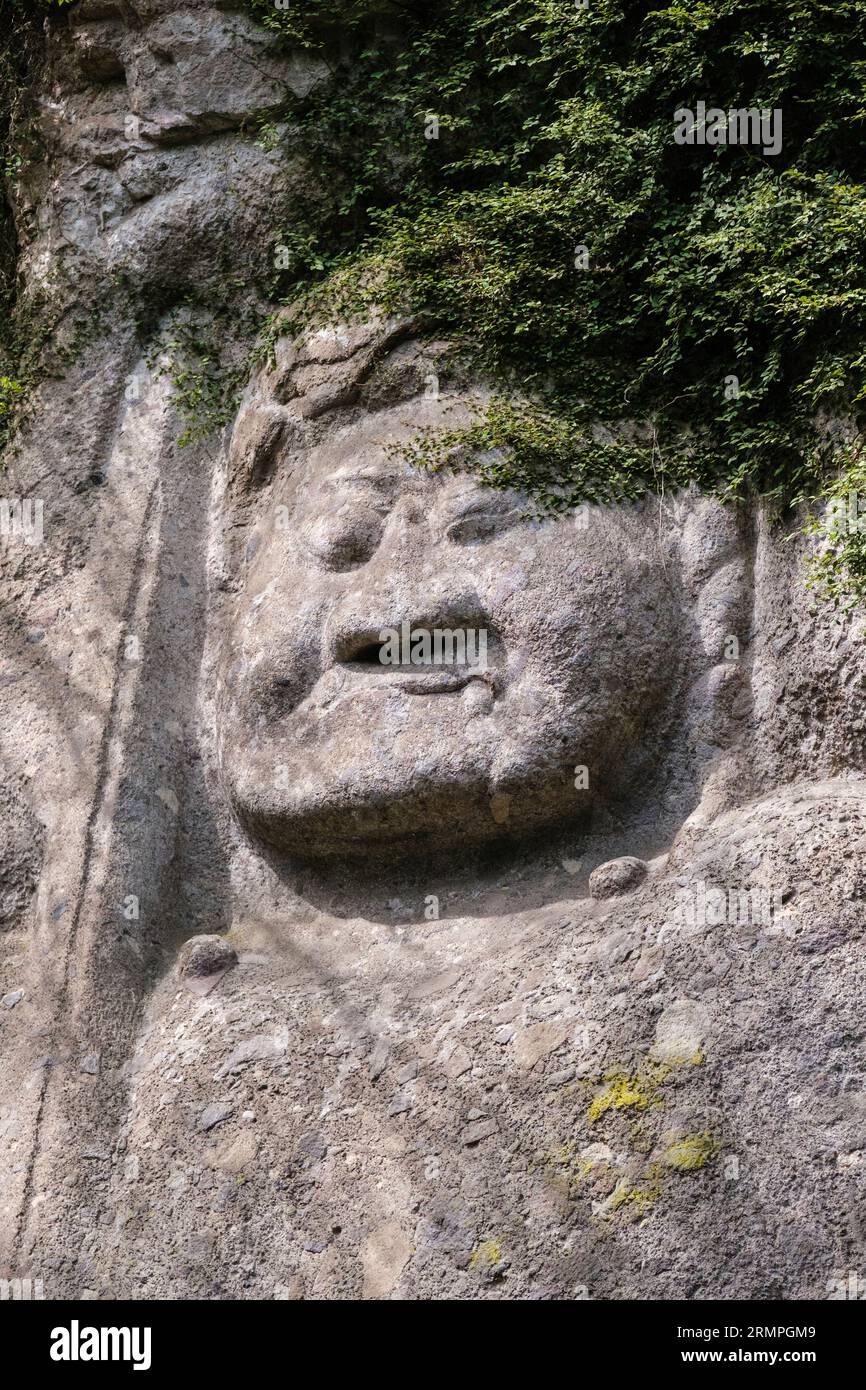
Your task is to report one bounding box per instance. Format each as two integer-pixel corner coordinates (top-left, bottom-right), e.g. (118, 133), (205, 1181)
(664, 1131), (719, 1171)
(587, 1075), (646, 1123)
(469, 1238), (503, 1270)
(545, 1142), (575, 1167)
(534, 1140), (614, 1202)
(530, 1142), (570, 1180)
(587, 1064), (670, 1125)
(604, 1166), (663, 1220)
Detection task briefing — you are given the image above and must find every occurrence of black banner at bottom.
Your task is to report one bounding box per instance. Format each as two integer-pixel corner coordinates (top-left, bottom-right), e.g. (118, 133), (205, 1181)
(2, 1298), (859, 1375)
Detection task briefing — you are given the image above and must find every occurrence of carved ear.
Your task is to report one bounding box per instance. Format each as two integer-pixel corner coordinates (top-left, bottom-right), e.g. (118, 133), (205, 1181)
(665, 493), (754, 819)
(670, 492), (749, 659)
(209, 403), (283, 597)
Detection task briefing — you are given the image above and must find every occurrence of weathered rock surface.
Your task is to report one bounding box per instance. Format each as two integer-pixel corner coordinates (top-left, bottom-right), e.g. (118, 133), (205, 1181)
(0, 3), (864, 1304)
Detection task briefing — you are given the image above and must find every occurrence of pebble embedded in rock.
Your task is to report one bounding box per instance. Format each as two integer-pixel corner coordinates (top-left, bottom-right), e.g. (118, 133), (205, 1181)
(1, 989), (24, 1009)
(548, 1067), (576, 1088)
(444, 1045), (472, 1079)
(180, 935), (238, 979)
(215, 1034), (285, 1078)
(461, 1118), (498, 1146)
(296, 1132), (327, 1162)
(199, 1102), (233, 1132)
(368, 1037), (390, 1080)
(388, 1090), (413, 1117)
(273, 1276), (305, 1301)
(588, 855), (648, 899)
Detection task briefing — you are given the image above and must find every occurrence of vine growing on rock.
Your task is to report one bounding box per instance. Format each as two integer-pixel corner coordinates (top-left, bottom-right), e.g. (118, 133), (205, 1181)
(247, 0), (866, 602)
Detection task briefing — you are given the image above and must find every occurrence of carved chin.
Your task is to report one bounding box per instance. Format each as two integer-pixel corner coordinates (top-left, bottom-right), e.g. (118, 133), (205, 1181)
(223, 754), (590, 861)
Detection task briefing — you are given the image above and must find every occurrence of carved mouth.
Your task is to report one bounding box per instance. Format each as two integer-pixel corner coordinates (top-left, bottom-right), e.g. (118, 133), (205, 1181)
(346, 638), (405, 667)
(333, 625), (502, 697)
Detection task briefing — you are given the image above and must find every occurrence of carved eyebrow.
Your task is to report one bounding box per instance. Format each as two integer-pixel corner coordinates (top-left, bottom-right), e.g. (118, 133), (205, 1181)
(446, 490), (521, 519)
(324, 471), (405, 493)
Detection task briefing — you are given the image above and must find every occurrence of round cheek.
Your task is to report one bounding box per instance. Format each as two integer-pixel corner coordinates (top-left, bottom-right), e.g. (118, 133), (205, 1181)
(478, 542), (557, 626)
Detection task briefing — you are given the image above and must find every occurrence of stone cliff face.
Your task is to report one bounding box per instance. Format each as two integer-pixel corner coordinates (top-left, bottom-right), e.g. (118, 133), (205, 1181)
(1, 3), (865, 1301)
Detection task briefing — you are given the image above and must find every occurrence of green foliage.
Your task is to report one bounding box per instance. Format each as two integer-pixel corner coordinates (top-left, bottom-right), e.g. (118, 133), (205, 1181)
(245, 0), (378, 48)
(148, 295), (266, 450)
(0, 3), (50, 450)
(150, 322), (237, 451)
(2, 1), (76, 183)
(247, 0), (866, 599)
(392, 397), (704, 513)
(800, 445), (866, 609)
(0, 375), (24, 419)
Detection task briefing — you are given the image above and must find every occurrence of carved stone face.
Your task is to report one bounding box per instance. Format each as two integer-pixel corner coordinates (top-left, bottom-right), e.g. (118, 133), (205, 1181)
(217, 377), (684, 861)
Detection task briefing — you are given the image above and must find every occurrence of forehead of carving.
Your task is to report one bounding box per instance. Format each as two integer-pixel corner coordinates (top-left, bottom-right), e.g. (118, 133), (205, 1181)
(303, 393), (483, 485)
(258, 316), (403, 401)
(298, 320), (396, 365)
(226, 321), (477, 520)
(256, 315), (449, 421)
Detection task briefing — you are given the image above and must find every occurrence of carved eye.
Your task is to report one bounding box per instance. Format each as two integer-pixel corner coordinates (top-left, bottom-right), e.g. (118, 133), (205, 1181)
(305, 508), (384, 571)
(446, 508), (519, 545)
